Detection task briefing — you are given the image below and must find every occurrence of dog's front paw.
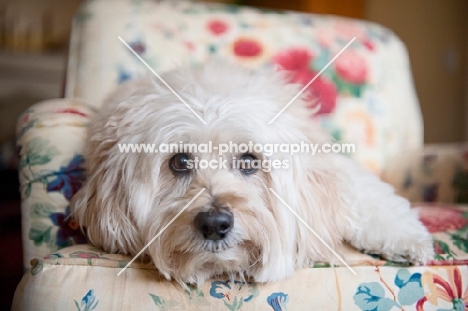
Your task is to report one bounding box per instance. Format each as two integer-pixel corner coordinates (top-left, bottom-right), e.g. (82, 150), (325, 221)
(381, 237), (434, 265)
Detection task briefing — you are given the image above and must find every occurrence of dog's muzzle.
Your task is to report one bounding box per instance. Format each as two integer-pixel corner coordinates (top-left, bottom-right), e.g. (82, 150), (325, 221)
(194, 210), (233, 241)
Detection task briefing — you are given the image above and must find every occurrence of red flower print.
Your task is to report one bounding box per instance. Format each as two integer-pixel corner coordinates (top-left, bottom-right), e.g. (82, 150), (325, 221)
(74, 252), (100, 259)
(363, 40), (375, 51)
(335, 50), (368, 84)
(233, 38), (263, 58)
(316, 28), (334, 49)
(21, 113), (30, 124)
(69, 251), (103, 259)
(273, 48), (337, 114)
(333, 21), (366, 42)
(418, 206), (468, 233)
(273, 48), (313, 72)
(428, 259), (468, 266)
(183, 41), (195, 51)
(433, 240), (444, 255)
(418, 267), (468, 310)
(207, 19), (228, 36)
(291, 71), (338, 115)
(131, 42), (145, 54)
(56, 108), (88, 118)
(308, 75), (338, 114)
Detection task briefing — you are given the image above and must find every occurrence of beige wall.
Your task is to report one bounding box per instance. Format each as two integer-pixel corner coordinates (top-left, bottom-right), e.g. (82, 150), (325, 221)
(366, 0), (468, 143)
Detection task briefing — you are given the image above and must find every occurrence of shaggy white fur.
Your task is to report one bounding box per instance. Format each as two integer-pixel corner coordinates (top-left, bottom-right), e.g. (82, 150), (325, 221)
(71, 62), (434, 286)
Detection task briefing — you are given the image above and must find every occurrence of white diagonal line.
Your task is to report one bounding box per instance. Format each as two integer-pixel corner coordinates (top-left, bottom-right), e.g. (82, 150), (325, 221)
(117, 188), (206, 276)
(269, 188), (357, 275)
(268, 37), (356, 124)
(118, 36), (207, 125)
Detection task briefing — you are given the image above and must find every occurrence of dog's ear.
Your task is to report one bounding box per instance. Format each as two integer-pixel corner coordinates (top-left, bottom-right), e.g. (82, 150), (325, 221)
(70, 77), (166, 255)
(268, 152), (349, 265)
(70, 140), (145, 255)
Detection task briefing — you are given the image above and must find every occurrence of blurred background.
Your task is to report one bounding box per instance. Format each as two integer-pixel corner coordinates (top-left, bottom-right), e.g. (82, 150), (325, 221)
(0, 0), (466, 308)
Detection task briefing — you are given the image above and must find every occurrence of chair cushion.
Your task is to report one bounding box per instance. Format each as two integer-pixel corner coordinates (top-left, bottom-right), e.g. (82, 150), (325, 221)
(13, 204), (468, 310)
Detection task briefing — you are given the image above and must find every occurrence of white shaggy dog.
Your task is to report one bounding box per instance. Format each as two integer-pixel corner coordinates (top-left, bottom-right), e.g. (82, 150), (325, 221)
(71, 62), (434, 286)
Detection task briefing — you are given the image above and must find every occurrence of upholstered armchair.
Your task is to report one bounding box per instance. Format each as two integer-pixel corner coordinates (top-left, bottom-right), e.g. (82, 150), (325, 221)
(13, 0), (468, 309)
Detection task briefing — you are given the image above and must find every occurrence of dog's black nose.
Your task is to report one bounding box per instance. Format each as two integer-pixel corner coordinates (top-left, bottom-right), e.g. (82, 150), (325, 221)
(194, 211), (233, 240)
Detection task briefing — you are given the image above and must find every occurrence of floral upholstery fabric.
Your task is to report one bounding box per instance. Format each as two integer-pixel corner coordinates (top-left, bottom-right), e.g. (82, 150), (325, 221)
(383, 143), (468, 204)
(16, 99), (93, 268)
(13, 204), (468, 310)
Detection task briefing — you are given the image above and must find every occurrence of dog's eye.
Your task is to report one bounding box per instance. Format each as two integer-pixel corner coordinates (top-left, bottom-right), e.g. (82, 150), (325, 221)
(238, 154), (258, 175)
(170, 153), (191, 173)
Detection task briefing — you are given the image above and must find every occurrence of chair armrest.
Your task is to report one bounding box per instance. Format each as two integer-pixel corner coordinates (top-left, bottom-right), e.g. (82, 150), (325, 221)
(17, 99), (94, 268)
(381, 143), (468, 204)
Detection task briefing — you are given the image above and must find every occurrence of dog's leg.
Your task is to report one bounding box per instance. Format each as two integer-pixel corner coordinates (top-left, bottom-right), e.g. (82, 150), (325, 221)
(335, 156), (434, 263)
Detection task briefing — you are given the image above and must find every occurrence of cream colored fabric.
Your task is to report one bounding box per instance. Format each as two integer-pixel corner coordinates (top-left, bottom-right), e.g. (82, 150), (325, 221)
(13, 217), (468, 311)
(16, 99), (94, 268)
(382, 142), (468, 203)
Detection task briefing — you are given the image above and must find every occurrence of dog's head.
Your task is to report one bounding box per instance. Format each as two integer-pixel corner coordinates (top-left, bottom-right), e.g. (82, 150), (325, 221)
(71, 62), (344, 285)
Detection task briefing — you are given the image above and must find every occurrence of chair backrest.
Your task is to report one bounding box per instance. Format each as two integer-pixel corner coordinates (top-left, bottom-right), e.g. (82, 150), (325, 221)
(65, 0), (423, 174)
